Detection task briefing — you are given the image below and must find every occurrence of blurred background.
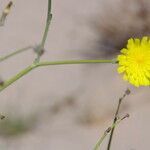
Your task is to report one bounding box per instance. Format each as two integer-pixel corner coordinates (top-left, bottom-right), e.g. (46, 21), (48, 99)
(0, 0), (150, 149)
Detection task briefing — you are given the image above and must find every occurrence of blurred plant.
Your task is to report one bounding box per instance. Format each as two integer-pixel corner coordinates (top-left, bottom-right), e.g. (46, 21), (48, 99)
(0, 115), (36, 137)
(0, 0), (149, 150)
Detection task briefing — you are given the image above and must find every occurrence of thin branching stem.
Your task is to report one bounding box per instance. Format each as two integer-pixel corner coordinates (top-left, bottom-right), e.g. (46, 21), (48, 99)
(41, 0), (52, 48)
(0, 59), (116, 92)
(34, 0), (52, 63)
(0, 46), (33, 63)
(107, 89), (131, 150)
(93, 114), (129, 150)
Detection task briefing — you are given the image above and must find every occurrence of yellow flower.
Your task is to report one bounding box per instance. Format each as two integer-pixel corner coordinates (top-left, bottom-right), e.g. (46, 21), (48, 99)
(117, 36), (150, 87)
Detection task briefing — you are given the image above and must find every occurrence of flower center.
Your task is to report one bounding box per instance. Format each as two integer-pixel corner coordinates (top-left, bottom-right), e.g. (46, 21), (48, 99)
(135, 54), (145, 64)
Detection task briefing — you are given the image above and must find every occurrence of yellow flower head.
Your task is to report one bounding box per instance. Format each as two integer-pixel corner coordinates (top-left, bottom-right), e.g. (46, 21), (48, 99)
(117, 36), (150, 87)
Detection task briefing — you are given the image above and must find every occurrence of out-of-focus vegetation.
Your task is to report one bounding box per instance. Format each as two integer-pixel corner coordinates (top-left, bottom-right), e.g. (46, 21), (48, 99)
(0, 115), (36, 137)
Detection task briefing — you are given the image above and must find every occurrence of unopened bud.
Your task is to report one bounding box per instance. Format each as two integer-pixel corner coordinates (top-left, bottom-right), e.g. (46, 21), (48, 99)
(125, 88), (131, 95)
(0, 1), (13, 26)
(33, 45), (45, 57)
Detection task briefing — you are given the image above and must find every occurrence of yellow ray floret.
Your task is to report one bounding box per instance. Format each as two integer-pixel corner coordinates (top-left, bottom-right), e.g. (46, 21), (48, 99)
(117, 36), (150, 87)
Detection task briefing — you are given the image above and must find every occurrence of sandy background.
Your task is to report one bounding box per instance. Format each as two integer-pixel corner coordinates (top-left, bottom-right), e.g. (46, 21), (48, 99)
(0, 0), (150, 149)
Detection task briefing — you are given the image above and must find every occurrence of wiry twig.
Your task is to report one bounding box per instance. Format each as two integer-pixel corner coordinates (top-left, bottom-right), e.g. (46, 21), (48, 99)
(34, 0), (52, 63)
(0, 46), (33, 63)
(107, 88), (131, 150)
(93, 114), (129, 150)
(41, 0), (52, 48)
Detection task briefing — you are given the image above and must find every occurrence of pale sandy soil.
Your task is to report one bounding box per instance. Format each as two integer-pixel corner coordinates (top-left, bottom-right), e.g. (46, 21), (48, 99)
(0, 0), (150, 149)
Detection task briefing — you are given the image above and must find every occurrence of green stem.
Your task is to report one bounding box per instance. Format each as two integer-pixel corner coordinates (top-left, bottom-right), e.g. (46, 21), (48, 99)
(37, 59), (115, 67)
(93, 114), (129, 150)
(107, 89), (130, 150)
(0, 46), (32, 63)
(41, 0), (52, 48)
(35, 0), (52, 63)
(107, 100), (122, 150)
(0, 59), (115, 92)
(93, 128), (111, 150)
(0, 65), (35, 92)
